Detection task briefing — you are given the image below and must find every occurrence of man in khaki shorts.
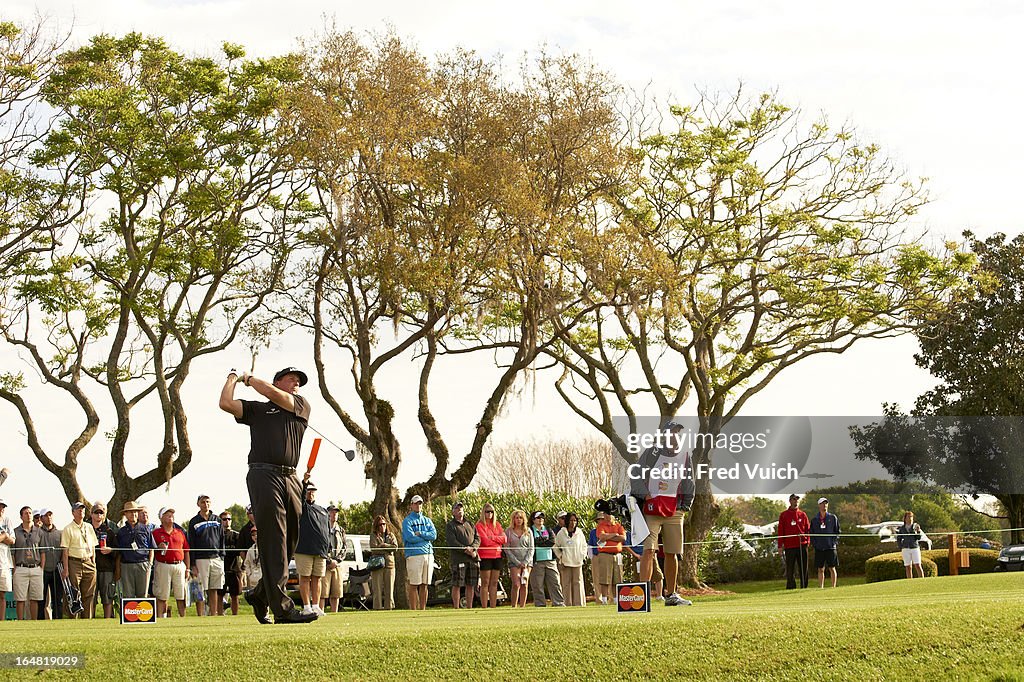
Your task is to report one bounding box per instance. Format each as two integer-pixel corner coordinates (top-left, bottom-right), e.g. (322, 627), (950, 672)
(187, 495), (225, 616)
(592, 511), (625, 605)
(635, 422), (695, 607)
(401, 495), (437, 610)
(320, 504), (346, 613)
(295, 479), (329, 616)
(13, 505), (45, 619)
(152, 507), (190, 618)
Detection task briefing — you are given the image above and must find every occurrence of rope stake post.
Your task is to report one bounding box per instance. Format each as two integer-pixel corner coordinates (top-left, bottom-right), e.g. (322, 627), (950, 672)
(947, 533), (970, 576)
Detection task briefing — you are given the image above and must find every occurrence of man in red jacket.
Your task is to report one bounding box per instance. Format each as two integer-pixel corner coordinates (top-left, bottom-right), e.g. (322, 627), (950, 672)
(777, 493), (810, 589)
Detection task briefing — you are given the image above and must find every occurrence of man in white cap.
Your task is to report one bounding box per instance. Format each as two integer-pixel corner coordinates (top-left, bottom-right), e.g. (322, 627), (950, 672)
(401, 494), (436, 610)
(809, 497), (841, 588)
(152, 507), (190, 618)
(220, 365), (316, 624)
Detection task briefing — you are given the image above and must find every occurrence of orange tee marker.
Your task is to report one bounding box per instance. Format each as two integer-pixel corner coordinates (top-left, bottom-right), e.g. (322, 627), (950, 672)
(306, 438), (322, 473)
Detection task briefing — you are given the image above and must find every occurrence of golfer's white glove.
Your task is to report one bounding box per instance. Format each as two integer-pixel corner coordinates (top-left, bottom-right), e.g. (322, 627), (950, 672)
(228, 368), (250, 385)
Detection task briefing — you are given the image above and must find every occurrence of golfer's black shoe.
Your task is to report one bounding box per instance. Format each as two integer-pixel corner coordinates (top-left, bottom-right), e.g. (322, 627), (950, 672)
(275, 607), (318, 624)
(244, 589), (271, 624)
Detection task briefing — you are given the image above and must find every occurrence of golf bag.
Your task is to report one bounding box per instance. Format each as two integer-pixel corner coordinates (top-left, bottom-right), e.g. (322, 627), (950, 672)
(57, 562), (84, 616)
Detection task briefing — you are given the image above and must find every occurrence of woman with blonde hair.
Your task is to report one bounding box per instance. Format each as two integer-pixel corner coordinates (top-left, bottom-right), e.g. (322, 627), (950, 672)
(369, 514), (399, 609)
(504, 509), (534, 608)
(475, 502), (506, 608)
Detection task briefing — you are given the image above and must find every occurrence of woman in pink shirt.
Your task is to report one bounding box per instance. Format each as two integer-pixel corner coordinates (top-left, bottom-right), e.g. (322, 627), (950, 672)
(475, 502), (506, 608)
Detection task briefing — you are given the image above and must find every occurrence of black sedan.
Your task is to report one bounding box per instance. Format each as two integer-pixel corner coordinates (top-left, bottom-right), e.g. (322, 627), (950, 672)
(994, 543), (1024, 571)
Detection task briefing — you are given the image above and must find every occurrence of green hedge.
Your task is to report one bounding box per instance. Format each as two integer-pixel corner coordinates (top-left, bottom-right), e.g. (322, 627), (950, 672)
(826, 542), (895, 577)
(920, 548), (1000, 576)
(865, 552), (938, 583)
(930, 534), (1002, 551)
(702, 543), (781, 584)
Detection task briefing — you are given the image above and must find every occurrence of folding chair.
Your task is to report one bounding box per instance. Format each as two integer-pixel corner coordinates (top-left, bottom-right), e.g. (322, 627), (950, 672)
(344, 567), (372, 611)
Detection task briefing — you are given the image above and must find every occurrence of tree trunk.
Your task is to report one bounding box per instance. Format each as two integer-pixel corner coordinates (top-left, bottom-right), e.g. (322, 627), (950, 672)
(386, 504), (409, 609)
(680, 491), (719, 589)
(1003, 495), (1024, 545)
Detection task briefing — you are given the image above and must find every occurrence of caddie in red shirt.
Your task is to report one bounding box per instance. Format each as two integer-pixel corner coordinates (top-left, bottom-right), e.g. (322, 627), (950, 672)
(634, 421), (695, 607)
(777, 493), (810, 589)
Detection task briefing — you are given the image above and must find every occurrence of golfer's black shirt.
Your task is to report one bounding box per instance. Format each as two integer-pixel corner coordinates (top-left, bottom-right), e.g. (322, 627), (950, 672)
(237, 394), (310, 468)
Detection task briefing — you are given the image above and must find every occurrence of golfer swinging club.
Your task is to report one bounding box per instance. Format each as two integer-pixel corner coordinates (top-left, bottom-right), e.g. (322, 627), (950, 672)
(219, 366), (318, 624)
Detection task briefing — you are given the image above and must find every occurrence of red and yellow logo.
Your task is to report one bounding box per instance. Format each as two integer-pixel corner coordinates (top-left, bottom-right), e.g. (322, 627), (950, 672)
(123, 600), (155, 623)
(617, 584), (647, 611)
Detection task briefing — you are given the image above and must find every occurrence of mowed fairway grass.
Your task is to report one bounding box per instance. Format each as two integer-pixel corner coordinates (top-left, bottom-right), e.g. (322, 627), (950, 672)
(3, 573), (1023, 681)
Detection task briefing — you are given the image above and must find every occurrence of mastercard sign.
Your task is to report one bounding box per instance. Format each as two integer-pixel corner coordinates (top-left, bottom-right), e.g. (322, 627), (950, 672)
(120, 598), (157, 624)
(616, 582), (650, 613)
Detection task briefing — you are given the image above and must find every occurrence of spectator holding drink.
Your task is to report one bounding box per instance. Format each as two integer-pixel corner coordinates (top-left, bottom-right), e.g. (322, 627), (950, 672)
(90, 502), (118, 618)
(152, 507), (191, 618)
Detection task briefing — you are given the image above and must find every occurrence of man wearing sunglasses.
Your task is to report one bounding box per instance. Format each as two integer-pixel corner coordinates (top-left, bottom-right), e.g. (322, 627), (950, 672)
(90, 502), (118, 619)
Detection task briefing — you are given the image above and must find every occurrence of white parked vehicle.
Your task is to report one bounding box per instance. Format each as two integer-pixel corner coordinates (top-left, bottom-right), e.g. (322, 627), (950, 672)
(742, 521), (778, 538)
(857, 522), (932, 550)
(712, 529), (757, 554)
(288, 533), (371, 595)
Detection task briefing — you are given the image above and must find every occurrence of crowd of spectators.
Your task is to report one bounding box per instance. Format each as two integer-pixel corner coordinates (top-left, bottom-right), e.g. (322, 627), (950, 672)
(0, 492), (679, 619)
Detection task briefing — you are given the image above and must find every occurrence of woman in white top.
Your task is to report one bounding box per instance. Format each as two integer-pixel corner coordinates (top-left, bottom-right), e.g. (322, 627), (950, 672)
(554, 512), (588, 606)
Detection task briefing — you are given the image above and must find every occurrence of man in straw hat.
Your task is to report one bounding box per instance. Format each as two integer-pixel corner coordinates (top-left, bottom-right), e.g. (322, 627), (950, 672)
(114, 500), (155, 599)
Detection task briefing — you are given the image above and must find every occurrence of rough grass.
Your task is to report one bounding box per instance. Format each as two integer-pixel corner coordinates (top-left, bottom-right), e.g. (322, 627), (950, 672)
(2, 573), (1023, 681)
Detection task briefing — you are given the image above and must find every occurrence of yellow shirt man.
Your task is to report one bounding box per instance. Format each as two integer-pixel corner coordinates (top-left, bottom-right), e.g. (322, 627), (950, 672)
(61, 517), (98, 560)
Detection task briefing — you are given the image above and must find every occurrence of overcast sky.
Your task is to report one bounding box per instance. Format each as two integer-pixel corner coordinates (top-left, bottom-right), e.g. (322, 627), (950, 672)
(2, 1), (1021, 522)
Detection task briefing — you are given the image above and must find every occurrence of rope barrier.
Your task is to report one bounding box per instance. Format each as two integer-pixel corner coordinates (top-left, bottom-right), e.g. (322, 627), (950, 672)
(13, 527), (1021, 555)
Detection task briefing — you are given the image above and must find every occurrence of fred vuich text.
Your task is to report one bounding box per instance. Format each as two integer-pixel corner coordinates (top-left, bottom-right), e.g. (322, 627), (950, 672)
(628, 461), (800, 481)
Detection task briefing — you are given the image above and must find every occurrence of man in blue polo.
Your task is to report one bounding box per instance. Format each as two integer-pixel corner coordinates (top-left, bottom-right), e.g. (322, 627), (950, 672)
(114, 500), (155, 599)
(401, 495), (436, 610)
(187, 494), (225, 615)
(809, 497), (840, 588)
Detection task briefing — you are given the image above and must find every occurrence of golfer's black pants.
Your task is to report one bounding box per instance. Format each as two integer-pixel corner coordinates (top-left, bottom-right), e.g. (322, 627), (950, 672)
(784, 546), (808, 589)
(246, 467), (302, 618)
